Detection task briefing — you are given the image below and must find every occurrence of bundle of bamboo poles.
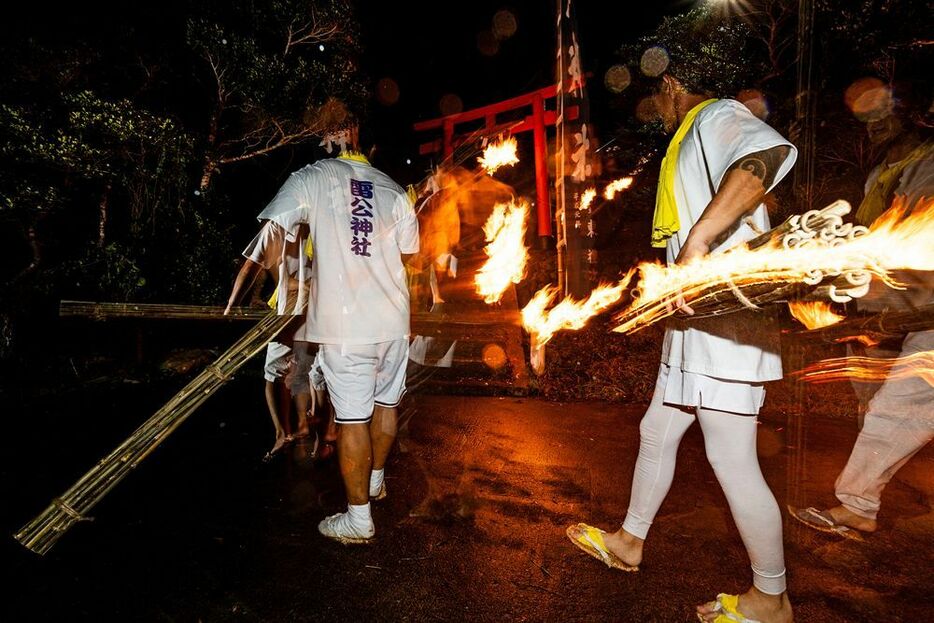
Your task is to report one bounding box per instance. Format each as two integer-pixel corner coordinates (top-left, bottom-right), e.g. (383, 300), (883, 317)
(613, 202), (872, 332)
(792, 303), (934, 344)
(60, 299), (522, 341)
(15, 299), (302, 555)
(688, 201), (871, 317)
(60, 300), (269, 321)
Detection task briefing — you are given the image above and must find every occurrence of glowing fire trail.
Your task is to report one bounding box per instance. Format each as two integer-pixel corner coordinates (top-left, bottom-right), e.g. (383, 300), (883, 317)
(604, 177), (634, 200)
(794, 350), (934, 387)
(613, 198), (934, 335)
(788, 301), (845, 330)
(522, 270), (636, 350)
(475, 199), (530, 304)
(478, 137), (519, 175)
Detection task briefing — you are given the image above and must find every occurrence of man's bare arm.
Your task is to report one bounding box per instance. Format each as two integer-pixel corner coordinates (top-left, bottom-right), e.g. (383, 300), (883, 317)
(224, 259), (263, 314)
(677, 145), (790, 264)
(670, 145), (790, 315)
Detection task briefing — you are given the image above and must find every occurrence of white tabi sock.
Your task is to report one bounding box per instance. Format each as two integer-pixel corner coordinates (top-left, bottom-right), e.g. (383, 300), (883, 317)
(369, 469), (385, 496)
(346, 502), (372, 529)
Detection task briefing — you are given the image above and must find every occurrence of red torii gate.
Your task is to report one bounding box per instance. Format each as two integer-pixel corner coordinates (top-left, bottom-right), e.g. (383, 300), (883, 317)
(412, 83), (579, 238)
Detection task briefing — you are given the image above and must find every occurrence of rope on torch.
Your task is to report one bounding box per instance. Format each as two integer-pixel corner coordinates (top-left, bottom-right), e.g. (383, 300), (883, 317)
(726, 277), (761, 310)
(205, 364), (233, 382)
(53, 498), (93, 523)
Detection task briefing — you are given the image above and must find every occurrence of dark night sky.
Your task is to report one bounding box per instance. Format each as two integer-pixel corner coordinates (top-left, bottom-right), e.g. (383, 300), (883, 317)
(358, 0), (693, 178)
(1, 1), (695, 208)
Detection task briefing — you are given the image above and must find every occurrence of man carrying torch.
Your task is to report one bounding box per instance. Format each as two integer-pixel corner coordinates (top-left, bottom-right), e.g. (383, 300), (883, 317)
(567, 8), (796, 623)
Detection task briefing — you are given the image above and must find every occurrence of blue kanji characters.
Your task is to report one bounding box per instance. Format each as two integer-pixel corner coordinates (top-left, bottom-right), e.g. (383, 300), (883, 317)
(351, 216), (374, 237)
(351, 236), (372, 257)
(350, 179), (374, 199)
(350, 179), (375, 257)
(351, 198), (374, 218)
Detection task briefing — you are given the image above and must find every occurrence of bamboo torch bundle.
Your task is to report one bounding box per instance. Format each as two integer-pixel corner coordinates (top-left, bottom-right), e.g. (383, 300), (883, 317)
(613, 201), (877, 334)
(792, 303), (934, 345)
(15, 298), (302, 555)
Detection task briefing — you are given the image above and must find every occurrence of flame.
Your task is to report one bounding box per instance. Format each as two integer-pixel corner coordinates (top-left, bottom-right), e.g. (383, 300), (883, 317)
(613, 197), (934, 334)
(836, 334), (882, 348)
(795, 350), (934, 387)
(578, 188), (597, 212)
(478, 137), (519, 175)
(604, 177), (634, 200)
(474, 199), (530, 303)
(788, 301), (845, 330)
(522, 270), (636, 349)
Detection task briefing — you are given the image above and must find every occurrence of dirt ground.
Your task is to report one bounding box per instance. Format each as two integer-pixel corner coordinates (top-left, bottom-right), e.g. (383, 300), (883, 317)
(2, 376), (932, 622)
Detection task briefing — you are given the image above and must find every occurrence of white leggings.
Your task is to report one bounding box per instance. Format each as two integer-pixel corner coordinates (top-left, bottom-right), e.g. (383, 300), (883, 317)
(622, 372), (787, 595)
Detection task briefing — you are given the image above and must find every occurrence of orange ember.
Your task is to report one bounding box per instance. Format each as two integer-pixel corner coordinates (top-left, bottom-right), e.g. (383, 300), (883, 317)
(835, 334), (883, 348)
(788, 301), (845, 330)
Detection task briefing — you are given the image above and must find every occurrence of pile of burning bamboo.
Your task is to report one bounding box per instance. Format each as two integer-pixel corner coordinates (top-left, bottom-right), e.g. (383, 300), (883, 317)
(15, 300), (302, 555)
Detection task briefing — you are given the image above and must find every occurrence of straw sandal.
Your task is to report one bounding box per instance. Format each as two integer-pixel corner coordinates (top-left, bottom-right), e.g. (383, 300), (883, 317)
(370, 481), (387, 501)
(698, 594), (760, 623)
(787, 506), (866, 541)
(565, 523), (639, 572)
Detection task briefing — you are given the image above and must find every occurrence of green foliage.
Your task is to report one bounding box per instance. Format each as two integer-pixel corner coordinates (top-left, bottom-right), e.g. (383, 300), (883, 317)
(816, 0), (932, 76)
(152, 211), (236, 305)
(67, 243), (146, 301)
(185, 0), (368, 178)
(618, 4), (768, 98)
(0, 1), (367, 366)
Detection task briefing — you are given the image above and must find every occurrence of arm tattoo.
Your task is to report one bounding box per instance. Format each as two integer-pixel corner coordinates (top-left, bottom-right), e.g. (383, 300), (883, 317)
(728, 146), (790, 189)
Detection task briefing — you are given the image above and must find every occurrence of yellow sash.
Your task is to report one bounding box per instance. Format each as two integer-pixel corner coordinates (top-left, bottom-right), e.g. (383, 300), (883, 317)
(855, 140), (932, 226)
(337, 150), (371, 165)
(651, 99), (718, 248)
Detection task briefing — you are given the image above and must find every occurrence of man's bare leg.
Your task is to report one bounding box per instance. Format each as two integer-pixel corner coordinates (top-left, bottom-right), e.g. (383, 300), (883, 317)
(278, 380), (293, 438)
(316, 401), (338, 461)
(368, 405), (397, 499)
(293, 391), (311, 438)
(264, 380), (289, 456)
(337, 421), (372, 505)
(371, 405), (398, 470)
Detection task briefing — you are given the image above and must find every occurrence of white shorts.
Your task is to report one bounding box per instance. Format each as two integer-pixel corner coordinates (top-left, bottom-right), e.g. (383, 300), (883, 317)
(318, 339), (409, 424)
(661, 363), (765, 415)
(310, 349), (327, 392)
(263, 342), (292, 382)
(287, 341), (318, 395)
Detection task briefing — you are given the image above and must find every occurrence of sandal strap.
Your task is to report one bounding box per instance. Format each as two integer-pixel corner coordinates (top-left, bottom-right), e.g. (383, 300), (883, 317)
(579, 527), (610, 563)
(802, 507), (836, 527)
(714, 594), (761, 623)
